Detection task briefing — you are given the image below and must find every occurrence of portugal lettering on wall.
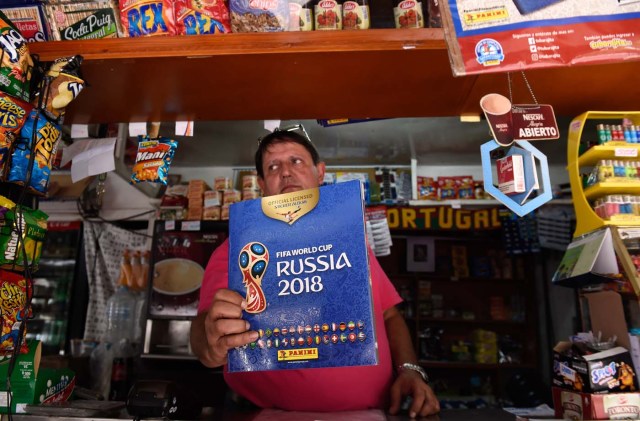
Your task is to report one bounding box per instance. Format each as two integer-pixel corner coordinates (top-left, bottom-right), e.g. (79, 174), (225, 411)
(386, 206), (502, 230)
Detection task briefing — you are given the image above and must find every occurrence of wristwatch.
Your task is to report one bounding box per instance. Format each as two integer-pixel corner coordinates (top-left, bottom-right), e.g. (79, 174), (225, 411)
(398, 363), (429, 383)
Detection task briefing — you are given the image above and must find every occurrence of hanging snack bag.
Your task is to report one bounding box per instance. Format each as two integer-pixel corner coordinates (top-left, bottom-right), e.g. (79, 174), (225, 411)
(119, 0), (176, 37)
(0, 10), (33, 102)
(230, 0), (288, 32)
(0, 205), (48, 272)
(7, 109), (61, 195)
(0, 93), (32, 179)
(0, 270), (33, 355)
(175, 0), (231, 34)
(33, 55), (85, 124)
(44, 1), (124, 41)
(131, 136), (178, 184)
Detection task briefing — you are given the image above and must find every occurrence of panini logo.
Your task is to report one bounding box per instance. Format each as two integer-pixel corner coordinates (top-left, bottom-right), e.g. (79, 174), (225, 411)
(464, 8), (508, 25)
(277, 347), (318, 361)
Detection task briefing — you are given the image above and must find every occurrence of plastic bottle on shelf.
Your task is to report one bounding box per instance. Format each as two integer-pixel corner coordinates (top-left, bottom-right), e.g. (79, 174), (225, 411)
(105, 278), (137, 401)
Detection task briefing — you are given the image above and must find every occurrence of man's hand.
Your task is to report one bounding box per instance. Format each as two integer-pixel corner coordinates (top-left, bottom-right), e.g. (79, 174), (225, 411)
(190, 288), (259, 368)
(388, 369), (440, 419)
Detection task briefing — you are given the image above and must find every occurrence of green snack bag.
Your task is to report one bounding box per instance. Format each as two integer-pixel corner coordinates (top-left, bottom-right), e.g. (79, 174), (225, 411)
(0, 9), (33, 102)
(0, 206), (48, 271)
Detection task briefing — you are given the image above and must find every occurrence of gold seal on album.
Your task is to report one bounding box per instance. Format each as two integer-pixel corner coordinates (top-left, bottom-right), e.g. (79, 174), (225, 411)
(261, 187), (319, 225)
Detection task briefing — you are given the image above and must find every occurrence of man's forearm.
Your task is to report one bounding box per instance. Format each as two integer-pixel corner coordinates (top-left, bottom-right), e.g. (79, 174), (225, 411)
(384, 306), (419, 367)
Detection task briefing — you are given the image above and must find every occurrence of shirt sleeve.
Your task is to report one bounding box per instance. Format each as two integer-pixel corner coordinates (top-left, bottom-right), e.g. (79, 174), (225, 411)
(368, 248), (402, 311)
(197, 239), (230, 314)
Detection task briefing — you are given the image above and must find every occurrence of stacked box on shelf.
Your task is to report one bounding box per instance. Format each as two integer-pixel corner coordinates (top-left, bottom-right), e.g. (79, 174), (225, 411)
(187, 179), (208, 220)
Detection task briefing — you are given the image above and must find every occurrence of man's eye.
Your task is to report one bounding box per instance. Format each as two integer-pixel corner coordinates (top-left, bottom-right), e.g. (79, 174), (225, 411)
(292, 158), (302, 165)
(268, 164), (279, 171)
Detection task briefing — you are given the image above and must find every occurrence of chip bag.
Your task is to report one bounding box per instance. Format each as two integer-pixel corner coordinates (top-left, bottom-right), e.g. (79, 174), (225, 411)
(33, 55), (85, 124)
(174, 0), (231, 34)
(0, 205), (47, 272)
(0, 269), (32, 355)
(0, 10), (33, 102)
(0, 93), (31, 179)
(131, 136), (177, 184)
(119, 0), (177, 37)
(8, 109), (61, 195)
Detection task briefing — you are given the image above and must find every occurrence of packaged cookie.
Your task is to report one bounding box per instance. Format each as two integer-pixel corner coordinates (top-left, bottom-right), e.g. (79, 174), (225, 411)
(119, 0), (176, 37)
(230, 0), (288, 32)
(44, 1), (123, 40)
(174, 0), (231, 34)
(8, 110), (61, 195)
(0, 10), (33, 102)
(1, 4), (48, 42)
(0, 270), (32, 355)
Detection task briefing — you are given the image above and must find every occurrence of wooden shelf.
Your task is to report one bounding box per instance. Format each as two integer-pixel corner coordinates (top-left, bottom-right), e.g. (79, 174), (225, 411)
(27, 30), (640, 123)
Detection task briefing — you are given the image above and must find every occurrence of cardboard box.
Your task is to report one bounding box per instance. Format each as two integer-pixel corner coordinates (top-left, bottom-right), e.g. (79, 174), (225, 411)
(552, 386), (640, 420)
(0, 341), (75, 413)
(553, 342), (638, 393)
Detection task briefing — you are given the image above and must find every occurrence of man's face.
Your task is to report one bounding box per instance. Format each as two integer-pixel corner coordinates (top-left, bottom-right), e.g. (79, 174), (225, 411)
(258, 141), (326, 196)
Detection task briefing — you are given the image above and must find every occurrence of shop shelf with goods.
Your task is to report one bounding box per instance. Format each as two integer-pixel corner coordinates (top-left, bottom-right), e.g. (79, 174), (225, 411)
(27, 31), (640, 124)
(566, 111), (640, 237)
(377, 222), (542, 403)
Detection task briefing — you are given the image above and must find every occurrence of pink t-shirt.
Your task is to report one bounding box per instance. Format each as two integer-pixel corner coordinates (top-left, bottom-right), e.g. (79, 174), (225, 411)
(197, 239), (402, 411)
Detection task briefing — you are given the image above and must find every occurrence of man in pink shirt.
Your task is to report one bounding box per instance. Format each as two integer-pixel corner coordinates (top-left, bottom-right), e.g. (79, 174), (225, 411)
(190, 127), (438, 418)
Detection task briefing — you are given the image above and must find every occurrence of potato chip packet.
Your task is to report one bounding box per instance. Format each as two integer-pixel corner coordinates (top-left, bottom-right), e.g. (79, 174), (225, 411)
(8, 109), (62, 195)
(0, 9), (33, 102)
(0, 204), (48, 272)
(33, 55), (85, 124)
(230, 0), (289, 31)
(131, 136), (178, 184)
(119, 0), (176, 37)
(0, 269), (32, 355)
(0, 93), (31, 179)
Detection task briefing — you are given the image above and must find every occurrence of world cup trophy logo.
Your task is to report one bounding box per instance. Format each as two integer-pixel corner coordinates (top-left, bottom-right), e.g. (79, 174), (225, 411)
(239, 242), (269, 314)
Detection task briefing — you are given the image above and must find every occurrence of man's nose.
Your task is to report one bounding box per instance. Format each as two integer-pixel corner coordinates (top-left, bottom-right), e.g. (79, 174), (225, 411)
(280, 163), (292, 177)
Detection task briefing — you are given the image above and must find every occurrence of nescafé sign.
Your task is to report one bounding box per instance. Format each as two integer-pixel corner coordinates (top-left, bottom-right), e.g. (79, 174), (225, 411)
(386, 206), (501, 230)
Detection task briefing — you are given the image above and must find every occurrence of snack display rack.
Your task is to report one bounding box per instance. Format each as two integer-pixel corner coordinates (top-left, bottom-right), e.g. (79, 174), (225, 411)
(566, 111), (640, 238)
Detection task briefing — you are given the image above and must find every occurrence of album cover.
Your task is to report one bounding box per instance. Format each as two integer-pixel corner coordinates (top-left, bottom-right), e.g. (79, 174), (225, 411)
(512, 0), (565, 15)
(227, 180), (378, 372)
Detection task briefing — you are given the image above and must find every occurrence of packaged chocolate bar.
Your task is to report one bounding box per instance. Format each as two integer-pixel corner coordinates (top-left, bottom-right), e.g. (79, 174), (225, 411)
(44, 0), (124, 40)
(0, 4), (48, 42)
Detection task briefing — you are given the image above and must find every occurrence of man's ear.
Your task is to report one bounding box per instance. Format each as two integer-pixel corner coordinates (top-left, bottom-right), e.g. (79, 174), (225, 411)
(257, 176), (266, 192)
(316, 162), (326, 185)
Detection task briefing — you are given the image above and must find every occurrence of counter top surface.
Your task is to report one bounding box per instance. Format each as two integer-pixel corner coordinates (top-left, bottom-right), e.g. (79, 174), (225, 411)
(2, 408), (524, 421)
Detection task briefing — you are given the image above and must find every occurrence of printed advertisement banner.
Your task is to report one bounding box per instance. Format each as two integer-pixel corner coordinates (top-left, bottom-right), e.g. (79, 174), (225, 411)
(441, 0), (640, 75)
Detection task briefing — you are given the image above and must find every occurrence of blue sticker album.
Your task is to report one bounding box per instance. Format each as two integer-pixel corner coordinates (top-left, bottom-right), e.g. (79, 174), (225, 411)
(227, 180), (378, 372)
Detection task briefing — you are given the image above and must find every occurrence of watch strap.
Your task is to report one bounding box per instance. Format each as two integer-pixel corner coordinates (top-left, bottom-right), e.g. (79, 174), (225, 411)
(398, 363), (429, 383)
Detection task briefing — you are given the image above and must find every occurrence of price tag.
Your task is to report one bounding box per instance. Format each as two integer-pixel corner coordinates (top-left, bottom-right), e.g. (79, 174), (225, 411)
(615, 148), (638, 157)
(165, 220), (175, 231)
(182, 221), (201, 231)
(71, 124), (89, 138)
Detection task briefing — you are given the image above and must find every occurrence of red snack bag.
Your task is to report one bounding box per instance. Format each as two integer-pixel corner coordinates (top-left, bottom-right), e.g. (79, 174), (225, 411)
(0, 269), (32, 355)
(119, 0), (176, 37)
(175, 0), (231, 34)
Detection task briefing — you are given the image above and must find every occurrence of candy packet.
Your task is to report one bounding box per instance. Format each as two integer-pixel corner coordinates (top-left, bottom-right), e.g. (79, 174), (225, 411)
(131, 136), (178, 184)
